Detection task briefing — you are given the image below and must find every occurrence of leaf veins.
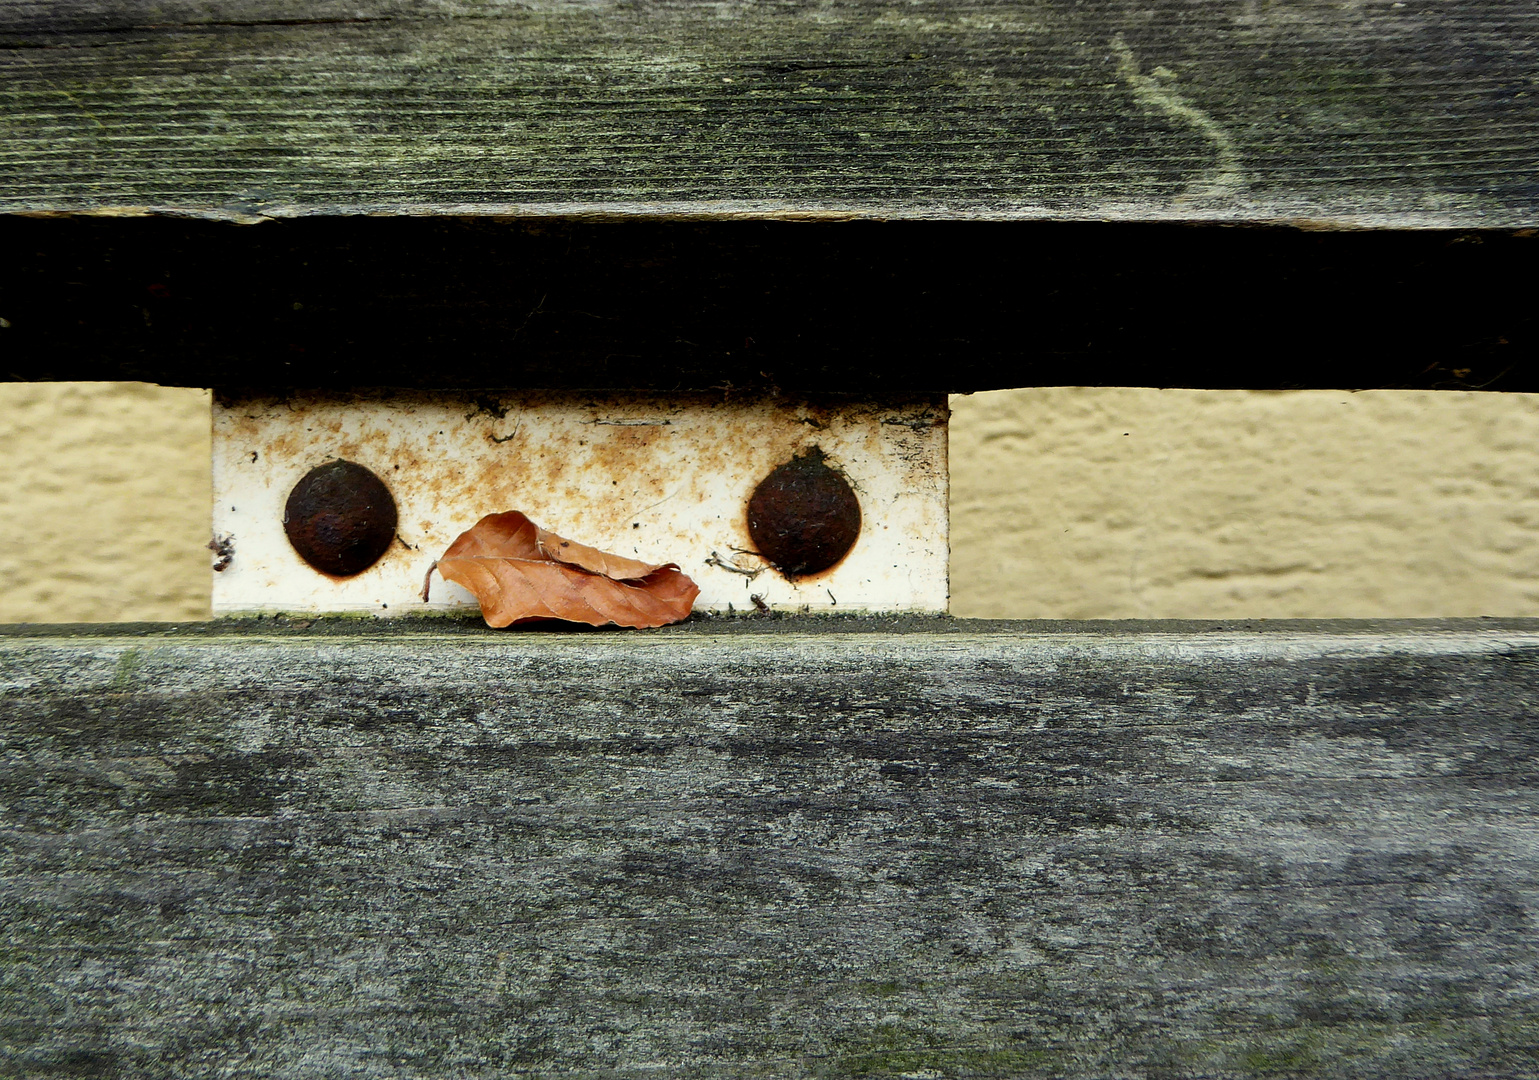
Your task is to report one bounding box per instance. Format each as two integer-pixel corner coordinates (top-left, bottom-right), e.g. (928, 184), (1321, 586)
(427, 511), (699, 629)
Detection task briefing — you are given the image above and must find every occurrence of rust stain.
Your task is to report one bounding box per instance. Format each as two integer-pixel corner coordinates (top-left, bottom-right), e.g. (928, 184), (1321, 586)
(747, 447), (862, 579)
(283, 459), (398, 577)
(213, 388), (948, 613)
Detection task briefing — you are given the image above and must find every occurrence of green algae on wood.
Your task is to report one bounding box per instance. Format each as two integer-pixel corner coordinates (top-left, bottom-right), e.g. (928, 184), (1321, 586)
(0, 0), (1536, 226)
(4, 623), (1539, 1075)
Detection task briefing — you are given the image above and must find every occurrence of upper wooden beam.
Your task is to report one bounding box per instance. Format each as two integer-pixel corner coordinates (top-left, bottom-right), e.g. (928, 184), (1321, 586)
(1, 0), (1536, 227)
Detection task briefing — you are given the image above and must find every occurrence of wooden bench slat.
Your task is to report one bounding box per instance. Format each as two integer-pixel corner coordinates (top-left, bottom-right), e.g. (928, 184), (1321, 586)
(1, 0), (1535, 226)
(3, 622), (1538, 1076)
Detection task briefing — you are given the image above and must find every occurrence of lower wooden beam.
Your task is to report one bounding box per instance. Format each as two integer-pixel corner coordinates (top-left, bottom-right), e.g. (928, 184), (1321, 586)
(3, 620), (1538, 1076)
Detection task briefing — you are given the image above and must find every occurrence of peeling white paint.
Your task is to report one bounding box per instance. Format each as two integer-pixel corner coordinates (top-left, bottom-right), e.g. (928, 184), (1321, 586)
(211, 391), (949, 617)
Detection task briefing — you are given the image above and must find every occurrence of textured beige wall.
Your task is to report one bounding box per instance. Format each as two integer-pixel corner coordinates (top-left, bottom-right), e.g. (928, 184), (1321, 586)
(0, 382), (212, 622)
(2, 382), (1538, 621)
(951, 387), (1539, 619)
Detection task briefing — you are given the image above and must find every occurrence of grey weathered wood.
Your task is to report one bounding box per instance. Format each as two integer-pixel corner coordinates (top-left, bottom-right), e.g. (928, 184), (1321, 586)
(4, 620), (1539, 1076)
(1, 0), (1536, 226)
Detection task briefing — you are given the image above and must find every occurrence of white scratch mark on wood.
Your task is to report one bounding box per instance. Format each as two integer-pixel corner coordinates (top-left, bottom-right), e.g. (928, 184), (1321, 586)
(1114, 36), (1247, 198)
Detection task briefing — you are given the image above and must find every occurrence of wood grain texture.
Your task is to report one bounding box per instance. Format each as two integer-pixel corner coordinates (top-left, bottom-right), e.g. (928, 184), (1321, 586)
(0, 0), (1536, 226)
(3, 621), (1539, 1077)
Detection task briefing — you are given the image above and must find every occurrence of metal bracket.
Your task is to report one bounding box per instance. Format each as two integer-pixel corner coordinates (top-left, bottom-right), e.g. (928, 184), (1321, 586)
(212, 391), (948, 617)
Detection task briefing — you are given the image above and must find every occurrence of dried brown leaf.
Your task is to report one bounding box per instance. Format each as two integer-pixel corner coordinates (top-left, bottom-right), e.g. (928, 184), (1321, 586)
(535, 526), (656, 581)
(433, 511), (699, 629)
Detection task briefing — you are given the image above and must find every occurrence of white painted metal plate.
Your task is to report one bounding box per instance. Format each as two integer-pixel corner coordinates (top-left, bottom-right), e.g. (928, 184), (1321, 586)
(211, 391), (947, 617)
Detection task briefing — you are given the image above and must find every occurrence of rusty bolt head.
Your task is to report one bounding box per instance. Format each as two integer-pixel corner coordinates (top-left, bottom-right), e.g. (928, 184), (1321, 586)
(747, 447), (861, 578)
(283, 460), (398, 577)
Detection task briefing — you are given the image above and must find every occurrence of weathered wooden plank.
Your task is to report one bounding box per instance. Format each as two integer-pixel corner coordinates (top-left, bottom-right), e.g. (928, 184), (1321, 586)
(3, 620), (1539, 1077)
(0, 0), (1535, 226)
(2, 217), (1534, 392)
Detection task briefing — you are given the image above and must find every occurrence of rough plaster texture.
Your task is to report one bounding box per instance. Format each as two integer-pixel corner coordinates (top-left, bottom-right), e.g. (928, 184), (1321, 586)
(0, 382), (211, 622)
(3, 383), (1539, 621)
(951, 387), (1539, 619)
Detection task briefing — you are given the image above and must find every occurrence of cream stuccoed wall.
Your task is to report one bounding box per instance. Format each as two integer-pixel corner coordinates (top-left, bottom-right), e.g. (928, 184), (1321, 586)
(950, 387), (1539, 619)
(3, 382), (1538, 622)
(0, 383), (213, 622)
